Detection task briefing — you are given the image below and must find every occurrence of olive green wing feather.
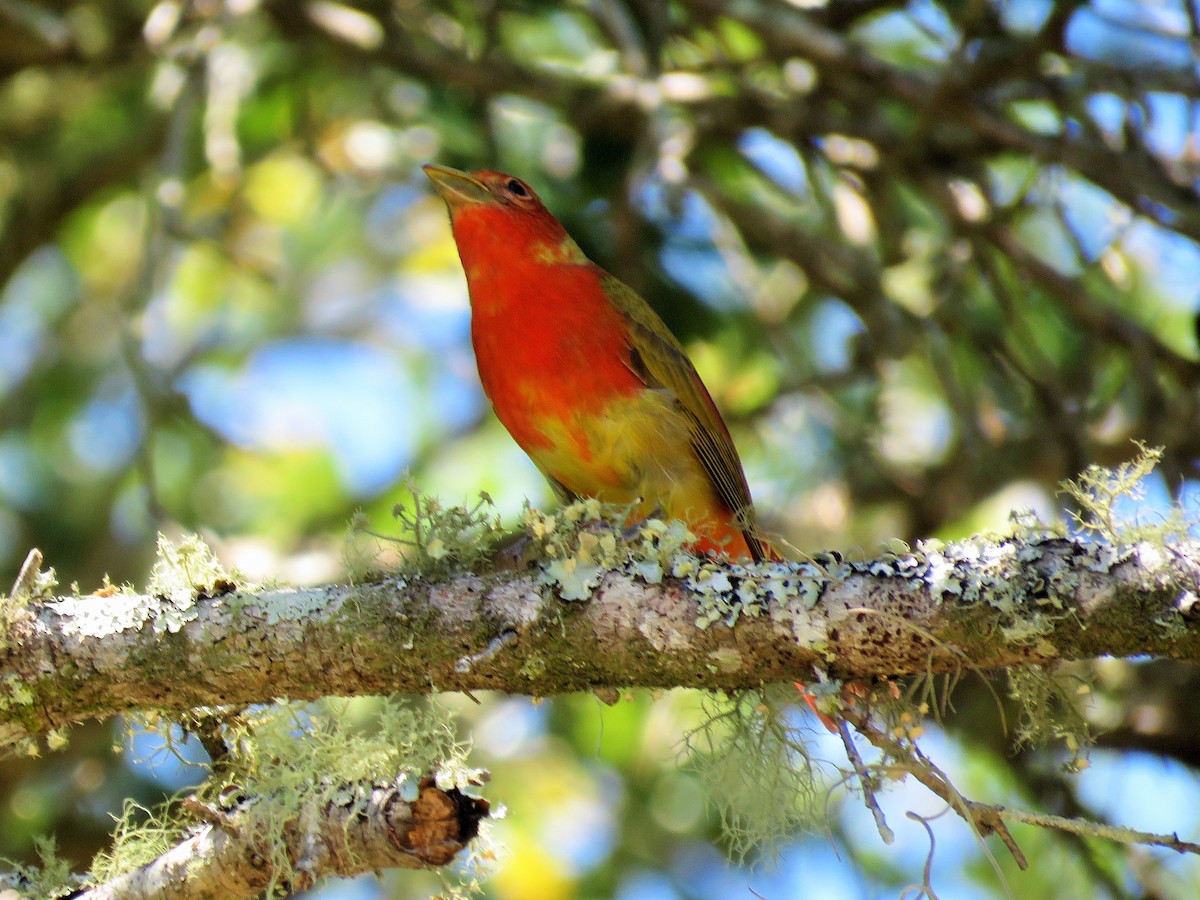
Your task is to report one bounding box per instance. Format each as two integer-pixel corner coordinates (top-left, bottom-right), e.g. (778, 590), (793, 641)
(599, 273), (763, 560)
(543, 472), (580, 505)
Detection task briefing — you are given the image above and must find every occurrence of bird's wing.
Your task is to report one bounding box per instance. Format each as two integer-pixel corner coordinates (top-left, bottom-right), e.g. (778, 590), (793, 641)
(599, 273), (763, 561)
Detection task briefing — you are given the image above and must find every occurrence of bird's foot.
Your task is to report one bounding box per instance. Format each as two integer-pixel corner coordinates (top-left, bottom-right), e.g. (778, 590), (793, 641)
(485, 529), (539, 571)
(617, 504), (665, 543)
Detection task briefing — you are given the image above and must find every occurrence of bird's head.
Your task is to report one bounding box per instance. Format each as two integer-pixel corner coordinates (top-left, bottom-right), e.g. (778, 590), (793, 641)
(423, 164), (587, 272)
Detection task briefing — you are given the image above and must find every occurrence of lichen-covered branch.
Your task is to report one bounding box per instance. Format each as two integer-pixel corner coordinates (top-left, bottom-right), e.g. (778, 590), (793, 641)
(1, 533), (1197, 749)
(0, 777), (488, 899)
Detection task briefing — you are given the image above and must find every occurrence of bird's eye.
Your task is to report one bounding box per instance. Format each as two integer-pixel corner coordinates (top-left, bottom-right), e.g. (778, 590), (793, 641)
(506, 179), (529, 198)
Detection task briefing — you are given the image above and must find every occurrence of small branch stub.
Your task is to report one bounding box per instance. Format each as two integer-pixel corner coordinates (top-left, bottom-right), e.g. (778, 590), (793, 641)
(67, 778), (489, 900)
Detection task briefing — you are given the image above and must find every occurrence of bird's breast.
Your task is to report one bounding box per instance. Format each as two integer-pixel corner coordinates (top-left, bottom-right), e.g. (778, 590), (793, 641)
(468, 262), (643, 452)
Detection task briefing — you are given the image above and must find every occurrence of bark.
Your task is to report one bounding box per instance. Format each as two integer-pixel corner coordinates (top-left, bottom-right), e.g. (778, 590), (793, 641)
(1, 535), (1197, 749)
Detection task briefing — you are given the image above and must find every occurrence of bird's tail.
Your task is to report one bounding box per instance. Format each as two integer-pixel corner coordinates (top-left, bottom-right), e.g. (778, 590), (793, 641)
(752, 534), (785, 563)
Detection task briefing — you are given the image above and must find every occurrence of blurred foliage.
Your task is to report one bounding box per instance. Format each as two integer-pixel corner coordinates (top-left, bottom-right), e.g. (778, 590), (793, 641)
(0, 0), (1199, 896)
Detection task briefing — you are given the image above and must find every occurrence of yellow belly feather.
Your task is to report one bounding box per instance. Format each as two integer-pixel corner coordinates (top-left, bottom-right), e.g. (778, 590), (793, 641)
(527, 389), (722, 528)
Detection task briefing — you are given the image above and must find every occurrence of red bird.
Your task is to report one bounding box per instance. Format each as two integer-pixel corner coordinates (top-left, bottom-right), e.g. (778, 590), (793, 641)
(424, 164), (776, 562)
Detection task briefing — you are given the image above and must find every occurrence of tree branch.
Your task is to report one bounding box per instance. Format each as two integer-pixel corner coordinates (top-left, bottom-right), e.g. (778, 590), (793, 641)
(1, 536), (1197, 748)
(0, 777), (488, 899)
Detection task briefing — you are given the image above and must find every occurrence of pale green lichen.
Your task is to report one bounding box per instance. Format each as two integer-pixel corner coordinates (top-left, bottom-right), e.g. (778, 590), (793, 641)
(683, 687), (821, 862)
(517, 500), (835, 629)
(263, 589), (327, 626)
(351, 487), (507, 579)
(707, 647), (744, 673)
(673, 447), (1180, 835)
(9, 701), (493, 895)
(0, 836), (77, 899)
(524, 500), (684, 600)
(145, 533), (242, 634)
(517, 653), (546, 680)
(89, 799), (180, 884)
(50, 593), (161, 639)
(1057, 443), (1189, 640)
(0, 674), (35, 711)
(0, 675), (43, 759)
(45, 728), (68, 751)
(1060, 443), (1185, 544)
(46, 535), (243, 640)
(999, 614), (1055, 645)
(1007, 665), (1091, 772)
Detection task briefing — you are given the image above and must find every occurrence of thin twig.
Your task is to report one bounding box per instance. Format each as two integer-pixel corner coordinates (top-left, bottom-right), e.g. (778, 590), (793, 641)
(835, 717), (894, 844)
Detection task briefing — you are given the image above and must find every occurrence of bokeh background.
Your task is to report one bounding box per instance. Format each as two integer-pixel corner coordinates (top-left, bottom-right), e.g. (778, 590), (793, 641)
(1, 0), (1199, 896)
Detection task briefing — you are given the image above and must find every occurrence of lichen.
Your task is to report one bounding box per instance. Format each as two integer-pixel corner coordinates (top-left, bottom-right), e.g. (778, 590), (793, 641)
(515, 500), (839, 633)
(683, 687), (820, 862)
(517, 653), (546, 680)
(0, 674), (35, 711)
(145, 533), (243, 634)
(262, 589), (327, 626)
(1006, 665), (1092, 772)
(46, 535), (244, 639)
(45, 728), (68, 751)
(0, 674), (44, 758)
(0, 836), (77, 899)
(51, 592), (163, 639)
(1060, 443), (1185, 544)
(351, 486), (507, 579)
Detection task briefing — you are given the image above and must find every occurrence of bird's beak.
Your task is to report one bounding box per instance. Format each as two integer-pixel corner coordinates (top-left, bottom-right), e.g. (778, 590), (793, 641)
(423, 164), (491, 211)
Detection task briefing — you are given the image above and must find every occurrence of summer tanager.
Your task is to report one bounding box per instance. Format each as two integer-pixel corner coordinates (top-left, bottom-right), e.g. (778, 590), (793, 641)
(424, 164), (776, 562)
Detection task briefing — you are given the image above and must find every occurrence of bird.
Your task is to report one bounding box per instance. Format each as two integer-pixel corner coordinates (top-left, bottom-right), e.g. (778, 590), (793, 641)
(423, 164), (777, 562)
